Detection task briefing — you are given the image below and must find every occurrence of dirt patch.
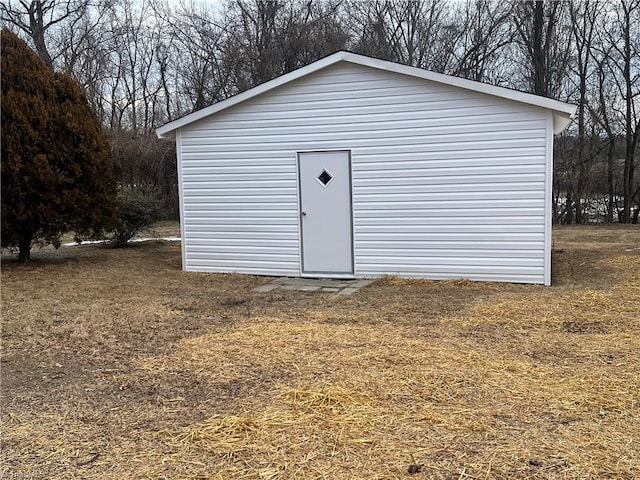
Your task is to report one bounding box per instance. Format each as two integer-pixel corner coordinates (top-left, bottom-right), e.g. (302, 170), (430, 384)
(562, 319), (608, 334)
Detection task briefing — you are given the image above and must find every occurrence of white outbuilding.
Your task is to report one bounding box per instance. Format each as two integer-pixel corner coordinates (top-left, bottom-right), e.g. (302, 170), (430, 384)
(156, 51), (576, 285)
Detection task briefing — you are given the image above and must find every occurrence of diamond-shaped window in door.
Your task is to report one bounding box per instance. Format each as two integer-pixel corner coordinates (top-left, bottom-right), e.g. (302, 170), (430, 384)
(317, 169), (333, 187)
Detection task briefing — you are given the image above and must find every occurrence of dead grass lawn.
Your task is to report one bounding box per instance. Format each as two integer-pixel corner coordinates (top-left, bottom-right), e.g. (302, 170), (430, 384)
(1, 225), (639, 479)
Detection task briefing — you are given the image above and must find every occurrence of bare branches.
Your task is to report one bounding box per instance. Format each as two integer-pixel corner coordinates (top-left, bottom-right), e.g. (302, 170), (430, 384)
(1, 0), (638, 223)
(1, 0), (92, 68)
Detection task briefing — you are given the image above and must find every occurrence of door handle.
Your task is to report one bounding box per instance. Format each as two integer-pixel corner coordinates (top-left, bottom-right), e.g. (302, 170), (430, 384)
(301, 211), (307, 216)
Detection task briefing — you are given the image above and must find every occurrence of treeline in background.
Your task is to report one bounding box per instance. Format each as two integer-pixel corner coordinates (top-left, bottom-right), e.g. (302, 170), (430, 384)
(2, 0), (639, 223)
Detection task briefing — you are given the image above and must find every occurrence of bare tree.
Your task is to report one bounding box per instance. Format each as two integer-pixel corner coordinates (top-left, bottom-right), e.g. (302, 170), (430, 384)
(449, 0), (515, 83)
(557, 0), (603, 223)
(157, 1), (234, 112)
(607, 0), (640, 222)
(514, 0), (571, 98)
(1, 0), (636, 223)
(1, 0), (90, 68)
(277, 0), (348, 71)
(591, 39), (622, 222)
(222, 0), (348, 92)
(345, 0), (453, 71)
(345, 1), (395, 61)
(385, 0), (449, 68)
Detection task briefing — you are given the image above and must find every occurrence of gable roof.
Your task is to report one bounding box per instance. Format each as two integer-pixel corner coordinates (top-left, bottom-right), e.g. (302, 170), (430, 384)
(156, 51), (577, 139)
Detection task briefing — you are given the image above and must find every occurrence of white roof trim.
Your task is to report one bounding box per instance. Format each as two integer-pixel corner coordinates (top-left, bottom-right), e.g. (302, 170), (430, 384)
(156, 51), (576, 139)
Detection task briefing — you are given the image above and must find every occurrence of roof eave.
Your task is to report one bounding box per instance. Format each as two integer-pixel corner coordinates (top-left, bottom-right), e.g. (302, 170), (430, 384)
(157, 130), (176, 140)
(552, 110), (576, 134)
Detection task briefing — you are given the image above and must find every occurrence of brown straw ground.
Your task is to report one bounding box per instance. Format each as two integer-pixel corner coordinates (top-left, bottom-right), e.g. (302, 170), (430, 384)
(1, 224), (639, 479)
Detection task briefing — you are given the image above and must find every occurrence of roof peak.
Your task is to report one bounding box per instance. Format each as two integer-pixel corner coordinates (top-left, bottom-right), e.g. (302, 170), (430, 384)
(157, 51), (576, 139)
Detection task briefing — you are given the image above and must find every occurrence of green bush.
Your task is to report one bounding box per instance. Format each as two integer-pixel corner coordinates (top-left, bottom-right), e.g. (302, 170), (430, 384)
(109, 191), (161, 247)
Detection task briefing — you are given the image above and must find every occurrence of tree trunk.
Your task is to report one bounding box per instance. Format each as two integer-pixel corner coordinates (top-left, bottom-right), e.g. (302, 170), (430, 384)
(622, 111), (632, 222)
(29, 1), (54, 69)
(606, 138), (615, 222)
(18, 238), (32, 263)
(621, 1), (634, 223)
(575, 196), (583, 224)
(532, 0), (546, 96)
(565, 190), (574, 224)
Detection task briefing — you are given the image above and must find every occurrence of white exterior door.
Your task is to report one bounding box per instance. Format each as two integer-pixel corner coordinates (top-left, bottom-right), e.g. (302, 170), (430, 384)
(298, 151), (353, 275)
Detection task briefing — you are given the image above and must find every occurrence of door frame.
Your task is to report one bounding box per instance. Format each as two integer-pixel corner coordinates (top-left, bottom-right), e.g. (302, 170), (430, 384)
(296, 150), (355, 278)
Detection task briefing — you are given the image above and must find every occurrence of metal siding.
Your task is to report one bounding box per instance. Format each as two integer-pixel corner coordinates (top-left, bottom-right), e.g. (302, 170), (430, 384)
(179, 62), (550, 283)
